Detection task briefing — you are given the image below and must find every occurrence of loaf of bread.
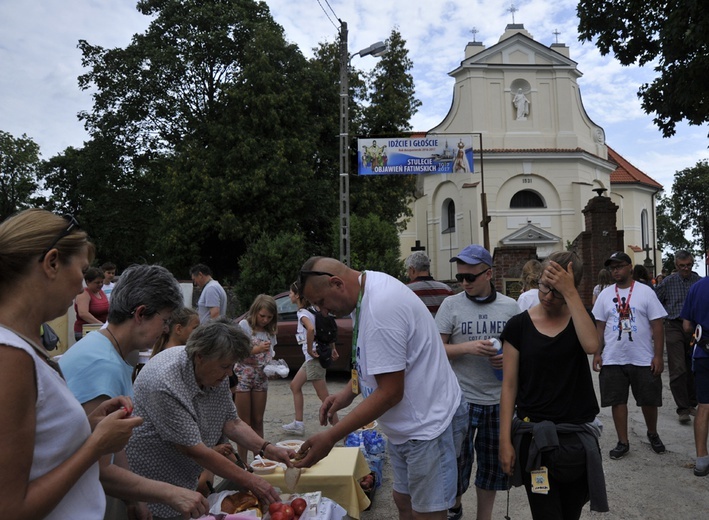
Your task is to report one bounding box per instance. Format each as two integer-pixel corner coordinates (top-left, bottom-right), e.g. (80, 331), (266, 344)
(220, 491), (259, 513)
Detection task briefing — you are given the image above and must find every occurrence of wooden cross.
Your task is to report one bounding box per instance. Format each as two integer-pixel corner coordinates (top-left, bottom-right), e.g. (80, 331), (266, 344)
(411, 240), (426, 252)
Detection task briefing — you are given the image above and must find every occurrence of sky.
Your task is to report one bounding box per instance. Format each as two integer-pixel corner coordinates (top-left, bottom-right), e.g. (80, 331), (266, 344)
(1, 0), (708, 196)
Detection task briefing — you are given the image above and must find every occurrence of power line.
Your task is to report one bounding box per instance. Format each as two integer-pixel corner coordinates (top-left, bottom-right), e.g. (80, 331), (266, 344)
(322, 0), (339, 20)
(315, 0), (339, 30)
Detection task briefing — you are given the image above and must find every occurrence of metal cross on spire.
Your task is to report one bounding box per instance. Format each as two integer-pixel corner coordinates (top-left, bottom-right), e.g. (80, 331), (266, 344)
(552, 29), (561, 44)
(471, 27), (479, 42)
(507, 4), (518, 24)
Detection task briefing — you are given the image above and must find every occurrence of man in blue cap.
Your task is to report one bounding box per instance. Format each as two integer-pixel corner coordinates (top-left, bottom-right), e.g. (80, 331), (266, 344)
(436, 244), (520, 520)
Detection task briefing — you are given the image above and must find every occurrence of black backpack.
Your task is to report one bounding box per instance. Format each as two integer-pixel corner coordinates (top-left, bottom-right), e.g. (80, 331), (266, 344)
(307, 307), (338, 368)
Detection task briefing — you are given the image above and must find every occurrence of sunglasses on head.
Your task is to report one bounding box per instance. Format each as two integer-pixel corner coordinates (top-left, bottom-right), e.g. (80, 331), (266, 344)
(455, 268), (490, 284)
(38, 214), (80, 263)
(298, 270), (335, 290)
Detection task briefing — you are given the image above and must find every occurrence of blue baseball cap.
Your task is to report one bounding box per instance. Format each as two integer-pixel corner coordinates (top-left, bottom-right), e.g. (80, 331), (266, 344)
(450, 244), (493, 266)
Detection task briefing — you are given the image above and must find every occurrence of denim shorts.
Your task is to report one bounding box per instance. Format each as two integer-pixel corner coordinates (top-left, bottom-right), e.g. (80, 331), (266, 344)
(599, 364), (662, 407)
(388, 411), (461, 513)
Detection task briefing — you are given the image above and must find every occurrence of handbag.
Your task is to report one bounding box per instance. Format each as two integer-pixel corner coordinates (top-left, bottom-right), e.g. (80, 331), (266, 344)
(316, 342), (333, 369)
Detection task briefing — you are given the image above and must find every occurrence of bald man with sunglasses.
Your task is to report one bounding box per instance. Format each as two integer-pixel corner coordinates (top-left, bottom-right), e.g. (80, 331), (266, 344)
(435, 244), (520, 520)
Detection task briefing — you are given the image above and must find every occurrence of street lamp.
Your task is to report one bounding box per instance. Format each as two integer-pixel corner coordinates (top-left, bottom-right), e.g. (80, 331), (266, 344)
(339, 21), (387, 266)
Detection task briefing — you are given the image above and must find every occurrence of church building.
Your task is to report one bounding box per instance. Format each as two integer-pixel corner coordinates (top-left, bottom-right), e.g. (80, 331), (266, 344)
(400, 24), (663, 292)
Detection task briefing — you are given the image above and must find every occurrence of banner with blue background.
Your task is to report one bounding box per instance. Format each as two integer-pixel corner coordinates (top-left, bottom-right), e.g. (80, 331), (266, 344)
(357, 135), (474, 175)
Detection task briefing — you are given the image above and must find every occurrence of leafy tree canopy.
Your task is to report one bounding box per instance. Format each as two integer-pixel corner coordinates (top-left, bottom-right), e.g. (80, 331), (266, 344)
(351, 29), (420, 229)
(578, 0), (709, 137)
(0, 131), (41, 220)
(656, 160), (709, 270)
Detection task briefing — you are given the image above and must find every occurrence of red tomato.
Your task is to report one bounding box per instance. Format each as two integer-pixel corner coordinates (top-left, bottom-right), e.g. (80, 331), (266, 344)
(269, 502), (284, 515)
(281, 505), (295, 520)
(290, 497), (307, 516)
(271, 512), (286, 520)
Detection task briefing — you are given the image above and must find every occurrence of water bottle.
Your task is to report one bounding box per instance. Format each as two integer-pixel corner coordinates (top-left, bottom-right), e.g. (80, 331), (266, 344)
(490, 338), (503, 381)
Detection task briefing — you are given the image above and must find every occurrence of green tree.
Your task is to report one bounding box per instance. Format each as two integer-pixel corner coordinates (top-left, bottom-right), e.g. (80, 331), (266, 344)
(348, 213), (404, 276)
(577, 0), (709, 137)
(0, 131), (41, 220)
(662, 161), (709, 259)
(235, 230), (308, 314)
(77, 0), (337, 275)
(351, 29), (420, 228)
(40, 138), (158, 267)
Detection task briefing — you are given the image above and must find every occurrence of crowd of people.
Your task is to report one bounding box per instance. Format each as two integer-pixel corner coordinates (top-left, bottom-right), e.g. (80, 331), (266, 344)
(2, 207), (707, 520)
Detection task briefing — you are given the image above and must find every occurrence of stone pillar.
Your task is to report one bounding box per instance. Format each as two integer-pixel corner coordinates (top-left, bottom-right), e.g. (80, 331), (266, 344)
(580, 192), (623, 305)
(492, 245), (538, 297)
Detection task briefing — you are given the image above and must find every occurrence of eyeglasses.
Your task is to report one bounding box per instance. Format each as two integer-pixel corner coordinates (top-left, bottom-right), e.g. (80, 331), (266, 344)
(455, 268), (490, 284)
(676, 262), (693, 269)
(608, 263), (630, 272)
(38, 214), (80, 263)
(298, 270), (335, 290)
(538, 282), (564, 299)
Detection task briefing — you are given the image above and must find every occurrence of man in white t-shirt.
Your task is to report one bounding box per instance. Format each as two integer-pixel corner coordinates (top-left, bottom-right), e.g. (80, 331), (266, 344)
(190, 264), (228, 323)
(592, 251), (667, 460)
(295, 256), (465, 520)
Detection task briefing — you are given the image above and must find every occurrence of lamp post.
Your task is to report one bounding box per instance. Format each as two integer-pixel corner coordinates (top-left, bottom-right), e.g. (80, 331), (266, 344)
(339, 20), (387, 266)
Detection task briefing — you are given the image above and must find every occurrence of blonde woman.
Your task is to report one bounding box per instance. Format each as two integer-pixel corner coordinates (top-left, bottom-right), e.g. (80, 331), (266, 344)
(0, 209), (141, 519)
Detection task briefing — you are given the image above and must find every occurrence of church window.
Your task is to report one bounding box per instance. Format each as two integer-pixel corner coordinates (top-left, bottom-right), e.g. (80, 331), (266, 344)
(510, 190), (545, 208)
(442, 199), (456, 233)
(641, 209), (649, 248)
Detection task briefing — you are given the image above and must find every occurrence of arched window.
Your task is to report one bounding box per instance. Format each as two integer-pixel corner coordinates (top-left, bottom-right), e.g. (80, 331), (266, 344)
(510, 190), (545, 208)
(442, 199), (455, 233)
(641, 209), (649, 248)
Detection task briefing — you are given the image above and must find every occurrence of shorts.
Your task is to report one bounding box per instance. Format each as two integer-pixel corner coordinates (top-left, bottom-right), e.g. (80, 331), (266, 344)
(599, 364), (662, 407)
(693, 357), (709, 404)
(234, 364), (268, 392)
(304, 358), (326, 381)
(388, 418), (458, 513)
(456, 403), (508, 493)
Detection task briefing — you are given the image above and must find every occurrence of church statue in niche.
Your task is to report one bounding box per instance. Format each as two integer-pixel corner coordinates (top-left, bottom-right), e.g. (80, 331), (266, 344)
(513, 88), (530, 120)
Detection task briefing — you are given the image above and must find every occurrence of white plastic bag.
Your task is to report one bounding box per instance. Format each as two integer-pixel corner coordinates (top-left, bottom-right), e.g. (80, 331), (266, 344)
(264, 358), (290, 378)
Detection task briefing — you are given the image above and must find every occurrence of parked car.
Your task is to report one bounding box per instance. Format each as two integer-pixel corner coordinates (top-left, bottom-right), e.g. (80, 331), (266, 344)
(238, 292), (353, 373)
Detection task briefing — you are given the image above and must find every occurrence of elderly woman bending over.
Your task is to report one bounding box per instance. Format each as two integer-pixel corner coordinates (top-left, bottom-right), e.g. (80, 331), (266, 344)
(127, 318), (294, 519)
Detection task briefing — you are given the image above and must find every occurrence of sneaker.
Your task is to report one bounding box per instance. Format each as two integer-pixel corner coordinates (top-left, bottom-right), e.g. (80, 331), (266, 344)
(647, 432), (666, 454)
(694, 456), (709, 477)
(282, 421), (305, 435)
(678, 412), (691, 424)
(689, 406), (697, 417)
(609, 441), (629, 459)
(447, 505), (462, 520)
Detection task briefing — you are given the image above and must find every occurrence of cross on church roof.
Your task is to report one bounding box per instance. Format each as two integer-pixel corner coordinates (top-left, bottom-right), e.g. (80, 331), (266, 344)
(553, 29), (561, 44)
(507, 4), (518, 24)
(470, 27), (479, 42)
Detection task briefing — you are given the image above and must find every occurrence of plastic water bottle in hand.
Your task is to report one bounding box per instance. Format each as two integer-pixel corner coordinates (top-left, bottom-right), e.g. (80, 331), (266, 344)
(490, 338), (503, 381)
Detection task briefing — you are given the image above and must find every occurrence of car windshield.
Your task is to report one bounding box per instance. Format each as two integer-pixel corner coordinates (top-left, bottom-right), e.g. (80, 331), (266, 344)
(276, 294), (298, 318)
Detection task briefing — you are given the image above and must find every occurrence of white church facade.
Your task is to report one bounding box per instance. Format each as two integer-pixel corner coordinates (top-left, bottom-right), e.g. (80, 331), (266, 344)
(400, 24), (662, 280)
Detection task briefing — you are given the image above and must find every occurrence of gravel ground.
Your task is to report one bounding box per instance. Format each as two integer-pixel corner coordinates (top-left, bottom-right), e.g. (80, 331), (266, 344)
(259, 359), (709, 520)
